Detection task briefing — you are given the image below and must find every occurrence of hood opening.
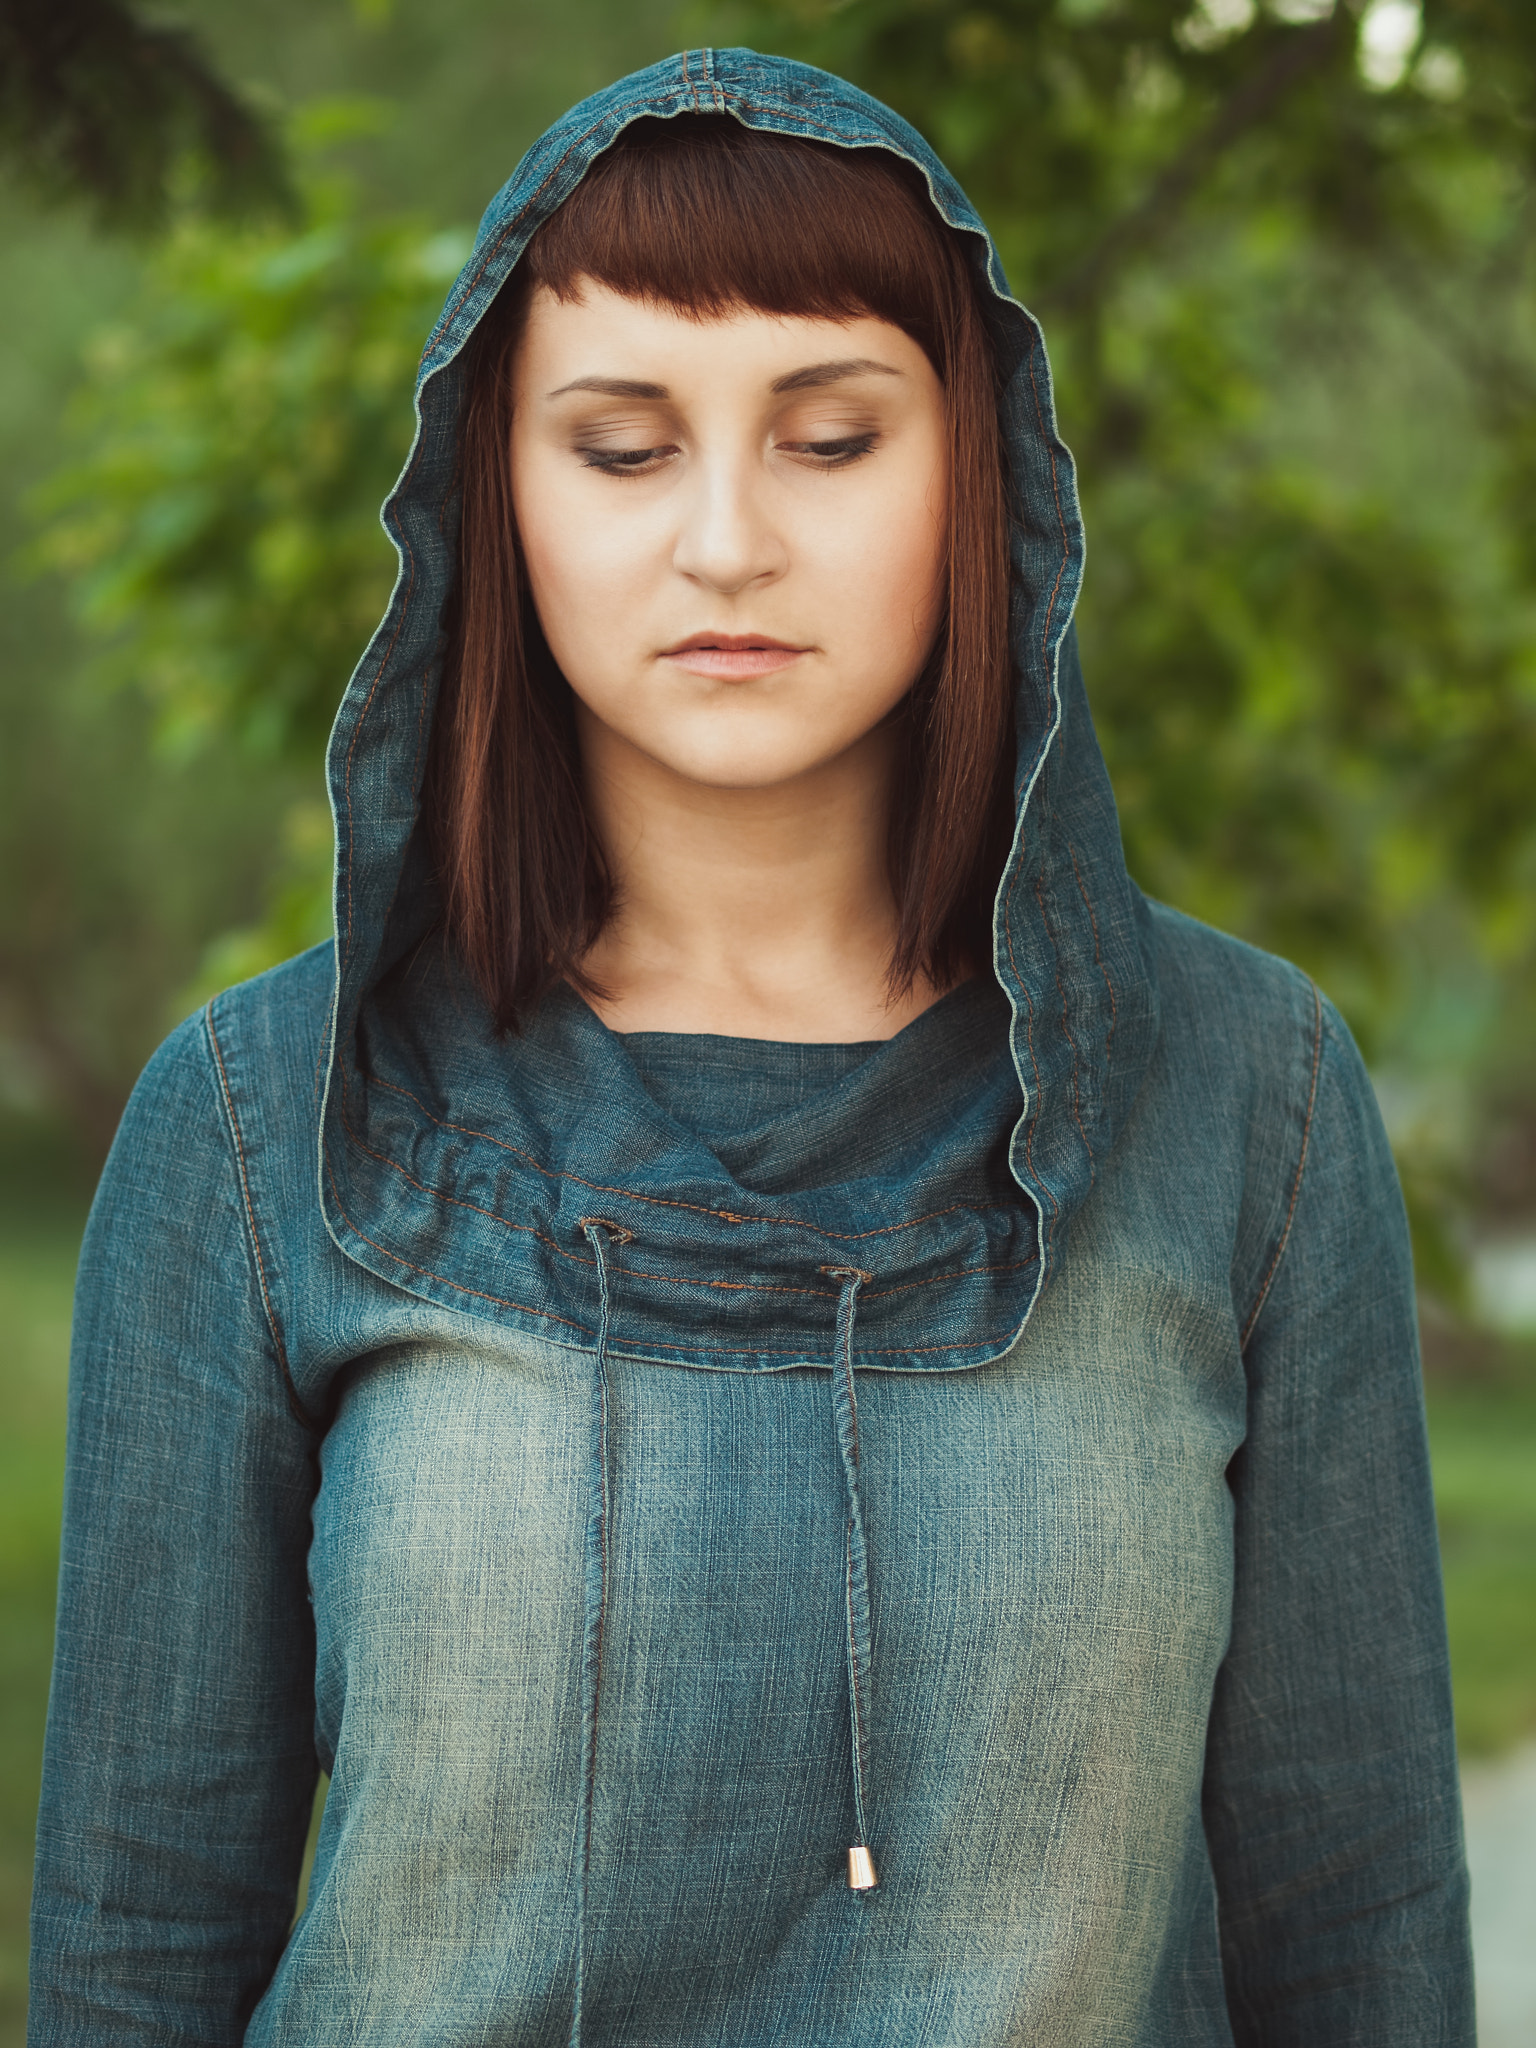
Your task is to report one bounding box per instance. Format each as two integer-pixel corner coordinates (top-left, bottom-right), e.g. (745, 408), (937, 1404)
(317, 49), (1160, 1378)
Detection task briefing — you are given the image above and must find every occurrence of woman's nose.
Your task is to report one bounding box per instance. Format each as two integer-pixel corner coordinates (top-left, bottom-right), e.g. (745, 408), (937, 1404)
(670, 457), (788, 595)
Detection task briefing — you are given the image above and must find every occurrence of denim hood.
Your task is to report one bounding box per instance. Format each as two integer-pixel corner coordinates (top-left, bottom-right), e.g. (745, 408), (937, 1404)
(319, 47), (1160, 1376)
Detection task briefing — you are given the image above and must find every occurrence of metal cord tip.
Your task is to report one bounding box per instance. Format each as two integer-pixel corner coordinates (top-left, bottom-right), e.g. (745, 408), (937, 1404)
(847, 1844), (878, 1890)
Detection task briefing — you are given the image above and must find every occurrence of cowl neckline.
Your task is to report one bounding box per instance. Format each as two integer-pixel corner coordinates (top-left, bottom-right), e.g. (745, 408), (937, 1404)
(611, 976), (1016, 1199)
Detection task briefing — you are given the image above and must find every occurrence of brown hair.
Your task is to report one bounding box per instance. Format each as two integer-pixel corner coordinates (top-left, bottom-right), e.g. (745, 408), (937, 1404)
(425, 115), (1014, 1031)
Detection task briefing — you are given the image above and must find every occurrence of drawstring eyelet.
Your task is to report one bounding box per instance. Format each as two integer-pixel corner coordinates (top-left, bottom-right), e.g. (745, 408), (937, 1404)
(580, 1215), (634, 1247)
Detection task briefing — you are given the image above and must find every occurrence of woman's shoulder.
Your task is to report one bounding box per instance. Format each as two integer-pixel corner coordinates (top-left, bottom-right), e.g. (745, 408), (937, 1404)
(1145, 896), (1339, 1064)
(123, 940), (336, 1173)
(1140, 896), (1375, 1136)
(200, 939), (336, 1091)
(79, 946), (340, 1382)
(130, 937), (331, 1085)
(1136, 901), (1406, 1339)
(1146, 897), (1315, 1021)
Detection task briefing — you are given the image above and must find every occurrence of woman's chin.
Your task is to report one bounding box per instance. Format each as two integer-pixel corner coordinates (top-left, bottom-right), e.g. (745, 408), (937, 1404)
(646, 737), (881, 796)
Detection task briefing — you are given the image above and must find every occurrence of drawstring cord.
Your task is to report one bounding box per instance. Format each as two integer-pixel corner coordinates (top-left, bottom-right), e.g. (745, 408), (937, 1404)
(823, 1264), (879, 1893)
(572, 1217), (632, 2048)
(569, 1230), (878, 2009)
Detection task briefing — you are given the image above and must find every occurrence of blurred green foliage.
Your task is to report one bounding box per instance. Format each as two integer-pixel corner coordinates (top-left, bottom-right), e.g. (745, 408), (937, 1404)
(0, 1181), (89, 2038)
(25, 133), (475, 986)
(35, 140), (471, 768)
(0, 188), (299, 1160)
(1430, 1367), (1536, 1754)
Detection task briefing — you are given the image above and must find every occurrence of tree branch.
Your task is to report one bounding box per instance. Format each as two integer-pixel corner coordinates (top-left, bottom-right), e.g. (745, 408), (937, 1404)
(1040, 13), (1344, 315)
(0, 0), (293, 232)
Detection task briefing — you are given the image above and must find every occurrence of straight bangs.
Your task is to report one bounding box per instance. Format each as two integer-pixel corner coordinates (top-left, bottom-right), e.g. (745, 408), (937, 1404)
(426, 116), (1015, 1033)
(525, 116), (963, 355)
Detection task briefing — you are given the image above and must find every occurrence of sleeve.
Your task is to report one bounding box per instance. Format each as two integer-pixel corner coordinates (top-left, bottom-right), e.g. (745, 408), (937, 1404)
(28, 1011), (320, 2046)
(1204, 993), (1475, 2046)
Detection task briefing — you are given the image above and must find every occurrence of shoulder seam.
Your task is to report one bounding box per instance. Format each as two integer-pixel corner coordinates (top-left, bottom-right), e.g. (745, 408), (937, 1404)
(204, 999), (322, 1434)
(1239, 976), (1324, 1349)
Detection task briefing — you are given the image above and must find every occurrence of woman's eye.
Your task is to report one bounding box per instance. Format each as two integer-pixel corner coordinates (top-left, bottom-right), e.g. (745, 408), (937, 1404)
(579, 445), (675, 475)
(781, 433), (879, 467)
(576, 433), (878, 473)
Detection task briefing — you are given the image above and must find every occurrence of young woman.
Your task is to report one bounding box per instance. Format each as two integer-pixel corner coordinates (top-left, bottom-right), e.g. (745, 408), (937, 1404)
(30, 49), (1473, 2048)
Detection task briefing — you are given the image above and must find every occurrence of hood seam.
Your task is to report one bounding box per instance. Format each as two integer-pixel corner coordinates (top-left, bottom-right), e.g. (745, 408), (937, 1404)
(331, 1113), (1031, 1290)
(350, 1067), (1020, 1242)
(1067, 842), (1119, 1066)
(341, 462), (423, 959)
(1239, 977), (1323, 1347)
(205, 999), (319, 1432)
(1036, 872), (1095, 1187)
(323, 1145), (596, 1336)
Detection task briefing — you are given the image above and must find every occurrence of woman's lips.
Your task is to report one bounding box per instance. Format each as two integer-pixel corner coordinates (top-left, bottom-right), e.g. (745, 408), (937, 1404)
(660, 633), (811, 680)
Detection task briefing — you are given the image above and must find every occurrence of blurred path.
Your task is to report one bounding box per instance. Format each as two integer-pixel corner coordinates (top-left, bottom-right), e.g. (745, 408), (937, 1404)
(1464, 1744), (1536, 2045)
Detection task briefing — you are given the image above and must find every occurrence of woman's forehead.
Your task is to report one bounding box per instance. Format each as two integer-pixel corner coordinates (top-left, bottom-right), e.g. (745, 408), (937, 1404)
(516, 283), (926, 394)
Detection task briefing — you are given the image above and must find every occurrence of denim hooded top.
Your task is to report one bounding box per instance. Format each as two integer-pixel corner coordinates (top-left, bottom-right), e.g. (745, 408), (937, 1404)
(30, 48), (1473, 2048)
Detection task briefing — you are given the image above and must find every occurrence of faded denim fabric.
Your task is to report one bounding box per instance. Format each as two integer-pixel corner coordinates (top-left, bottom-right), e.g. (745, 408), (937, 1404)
(30, 46), (1472, 2048)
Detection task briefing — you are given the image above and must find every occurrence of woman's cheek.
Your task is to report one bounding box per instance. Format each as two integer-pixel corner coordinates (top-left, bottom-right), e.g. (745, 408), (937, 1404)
(521, 509), (625, 679)
(845, 463), (944, 635)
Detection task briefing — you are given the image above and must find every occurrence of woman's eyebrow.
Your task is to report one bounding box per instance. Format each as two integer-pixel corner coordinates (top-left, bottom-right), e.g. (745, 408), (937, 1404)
(546, 359), (903, 401)
(547, 375), (670, 399)
(770, 357), (902, 393)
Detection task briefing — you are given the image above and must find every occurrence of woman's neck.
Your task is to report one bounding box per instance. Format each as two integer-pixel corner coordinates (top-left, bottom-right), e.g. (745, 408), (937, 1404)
(574, 708), (946, 1041)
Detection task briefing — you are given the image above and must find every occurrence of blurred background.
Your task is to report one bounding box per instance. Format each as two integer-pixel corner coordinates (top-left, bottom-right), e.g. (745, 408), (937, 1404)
(1, 0), (1533, 2035)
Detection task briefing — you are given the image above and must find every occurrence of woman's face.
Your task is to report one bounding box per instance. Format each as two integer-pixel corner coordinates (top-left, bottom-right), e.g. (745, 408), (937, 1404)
(509, 281), (949, 793)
